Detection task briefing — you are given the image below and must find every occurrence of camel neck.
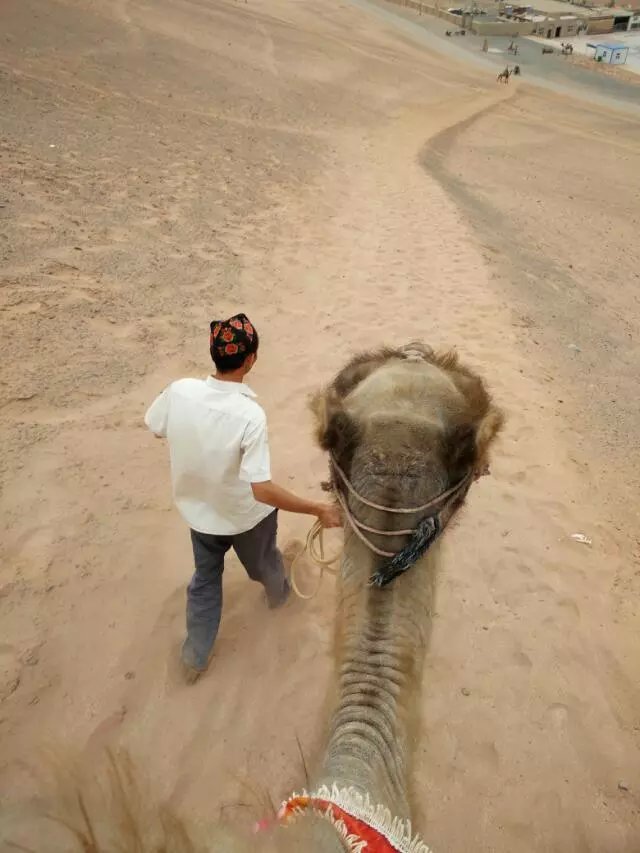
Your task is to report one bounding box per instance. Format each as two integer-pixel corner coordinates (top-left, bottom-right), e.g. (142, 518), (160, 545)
(315, 544), (437, 818)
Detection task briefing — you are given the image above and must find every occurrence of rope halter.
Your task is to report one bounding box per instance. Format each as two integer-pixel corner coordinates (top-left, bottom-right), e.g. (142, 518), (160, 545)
(330, 456), (473, 588)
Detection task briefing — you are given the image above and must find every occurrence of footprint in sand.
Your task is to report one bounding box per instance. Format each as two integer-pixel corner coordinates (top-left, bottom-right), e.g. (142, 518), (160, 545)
(0, 645), (22, 702)
(544, 702), (570, 733)
(557, 597), (580, 620)
(463, 738), (501, 774)
(86, 705), (128, 750)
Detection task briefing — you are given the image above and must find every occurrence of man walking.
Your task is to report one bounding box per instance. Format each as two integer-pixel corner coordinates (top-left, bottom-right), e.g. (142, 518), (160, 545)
(145, 313), (341, 682)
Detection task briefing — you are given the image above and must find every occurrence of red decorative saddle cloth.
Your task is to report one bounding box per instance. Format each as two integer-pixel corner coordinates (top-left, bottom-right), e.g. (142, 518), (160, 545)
(256, 784), (432, 853)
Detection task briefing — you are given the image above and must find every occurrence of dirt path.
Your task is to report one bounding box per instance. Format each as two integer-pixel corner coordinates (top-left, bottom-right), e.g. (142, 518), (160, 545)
(1, 1), (639, 851)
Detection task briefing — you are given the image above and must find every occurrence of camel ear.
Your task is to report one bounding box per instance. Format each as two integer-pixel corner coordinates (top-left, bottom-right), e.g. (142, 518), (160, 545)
(324, 410), (361, 460)
(309, 388), (361, 463)
(443, 422), (478, 483)
(441, 361), (504, 475)
(309, 387), (335, 449)
(443, 403), (504, 482)
(474, 405), (504, 473)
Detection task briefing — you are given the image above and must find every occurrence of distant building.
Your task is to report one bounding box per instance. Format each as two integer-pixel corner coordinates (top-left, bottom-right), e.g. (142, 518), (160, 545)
(587, 41), (630, 60)
(444, 0), (637, 35)
(501, 2), (587, 36)
(492, 0), (637, 34)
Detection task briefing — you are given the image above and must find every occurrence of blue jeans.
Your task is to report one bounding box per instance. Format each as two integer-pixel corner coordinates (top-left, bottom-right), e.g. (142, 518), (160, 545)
(182, 510), (288, 670)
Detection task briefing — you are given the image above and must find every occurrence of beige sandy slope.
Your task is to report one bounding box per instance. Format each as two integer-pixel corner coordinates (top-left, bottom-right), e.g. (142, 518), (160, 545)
(1, 1), (639, 851)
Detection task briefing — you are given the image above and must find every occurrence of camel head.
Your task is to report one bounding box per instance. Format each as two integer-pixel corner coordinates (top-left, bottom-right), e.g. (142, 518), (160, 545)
(311, 343), (503, 585)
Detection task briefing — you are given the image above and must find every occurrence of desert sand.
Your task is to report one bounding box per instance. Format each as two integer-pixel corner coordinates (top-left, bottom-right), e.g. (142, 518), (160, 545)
(1, 0), (639, 851)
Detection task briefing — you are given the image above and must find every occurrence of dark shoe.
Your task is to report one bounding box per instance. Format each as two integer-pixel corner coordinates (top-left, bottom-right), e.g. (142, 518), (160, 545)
(268, 578), (291, 609)
(181, 640), (208, 683)
(182, 661), (204, 684)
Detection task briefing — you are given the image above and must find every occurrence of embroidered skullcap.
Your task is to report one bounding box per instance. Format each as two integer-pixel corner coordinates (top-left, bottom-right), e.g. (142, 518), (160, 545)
(209, 313), (256, 358)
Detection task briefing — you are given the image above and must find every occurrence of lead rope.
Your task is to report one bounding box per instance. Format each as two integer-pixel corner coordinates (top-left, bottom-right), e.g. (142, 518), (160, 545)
(289, 520), (342, 600)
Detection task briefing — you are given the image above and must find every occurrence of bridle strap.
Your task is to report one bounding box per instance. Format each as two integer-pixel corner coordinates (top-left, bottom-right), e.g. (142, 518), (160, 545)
(331, 456), (471, 515)
(330, 455), (473, 562)
(334, 489), (396, 558)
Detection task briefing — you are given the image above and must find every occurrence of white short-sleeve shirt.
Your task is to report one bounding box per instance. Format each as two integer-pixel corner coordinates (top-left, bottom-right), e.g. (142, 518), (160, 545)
(145, 376), (274, 535)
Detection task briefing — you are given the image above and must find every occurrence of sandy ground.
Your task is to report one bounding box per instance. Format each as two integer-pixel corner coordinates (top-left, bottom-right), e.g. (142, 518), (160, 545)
(1, 1), (639, 851)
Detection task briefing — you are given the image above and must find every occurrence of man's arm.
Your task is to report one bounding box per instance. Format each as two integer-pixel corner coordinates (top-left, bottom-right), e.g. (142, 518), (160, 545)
(251, 481), (341, 528)
(242, 412), (341, 528)
(145, 386), (171, 438)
